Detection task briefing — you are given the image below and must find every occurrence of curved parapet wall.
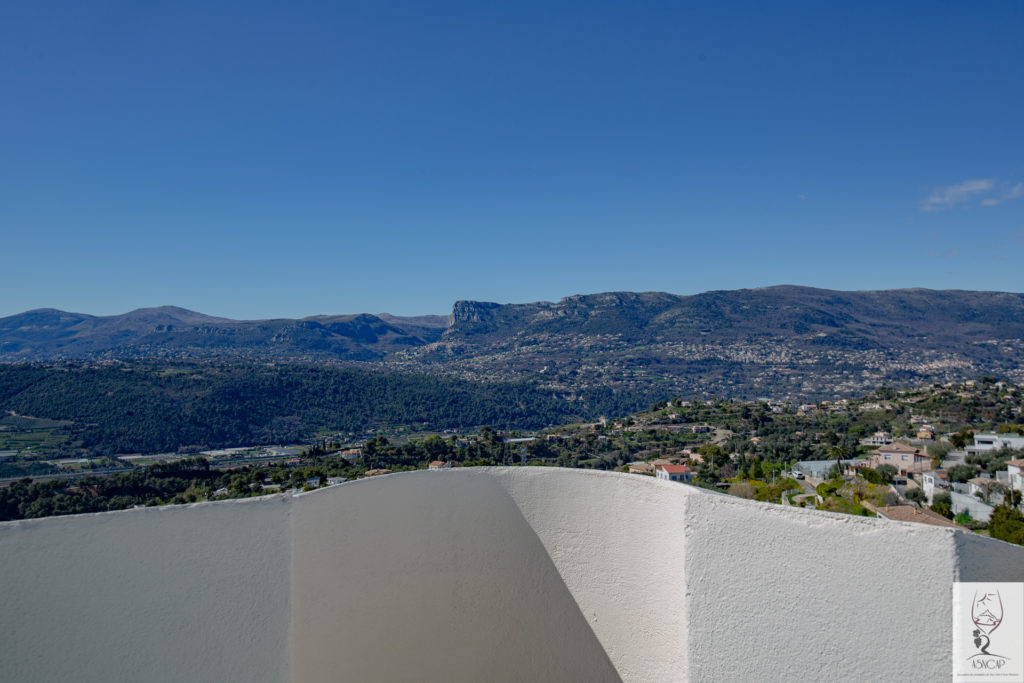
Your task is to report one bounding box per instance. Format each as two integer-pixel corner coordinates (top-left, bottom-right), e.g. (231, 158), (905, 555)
(1, 468), (1022, 682)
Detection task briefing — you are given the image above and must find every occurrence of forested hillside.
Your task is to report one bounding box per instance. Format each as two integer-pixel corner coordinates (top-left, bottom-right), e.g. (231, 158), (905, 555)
(0, 364), (652, 455)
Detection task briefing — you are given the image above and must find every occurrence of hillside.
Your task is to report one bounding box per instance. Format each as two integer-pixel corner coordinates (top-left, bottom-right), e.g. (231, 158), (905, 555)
(399, 287), (1024, 398)
(3, 286), (1023, 398)
(0, 307), (445, 361)
(0, 364), (652, 456)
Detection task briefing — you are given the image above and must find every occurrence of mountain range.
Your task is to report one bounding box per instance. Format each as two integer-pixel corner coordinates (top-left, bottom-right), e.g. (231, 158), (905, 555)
(3, 286), (1023, 399)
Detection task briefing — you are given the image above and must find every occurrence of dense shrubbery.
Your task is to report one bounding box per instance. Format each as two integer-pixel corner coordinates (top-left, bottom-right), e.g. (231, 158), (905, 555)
(930, 491), (953, 519)
(989, 505), (1024, 545)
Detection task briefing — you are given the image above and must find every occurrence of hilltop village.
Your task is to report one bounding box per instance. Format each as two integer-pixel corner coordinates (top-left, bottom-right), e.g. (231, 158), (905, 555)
(2, 377), (1024, 545)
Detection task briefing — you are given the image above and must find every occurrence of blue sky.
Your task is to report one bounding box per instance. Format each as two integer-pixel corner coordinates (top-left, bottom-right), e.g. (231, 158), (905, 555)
(1, 1), (1022, 319)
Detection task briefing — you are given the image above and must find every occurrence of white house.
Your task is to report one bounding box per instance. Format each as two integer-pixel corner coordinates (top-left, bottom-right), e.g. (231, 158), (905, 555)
(967, 433), (1024, 456)
(865, 431), (893, 446)
(966, 476), (1005, 506)
(655, 464), (693, 483)
(1006, 458), (1024, 493)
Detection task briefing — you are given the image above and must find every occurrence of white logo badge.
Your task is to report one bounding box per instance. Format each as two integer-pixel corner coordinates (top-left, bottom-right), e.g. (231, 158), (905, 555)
(954, 583), (1024, 682)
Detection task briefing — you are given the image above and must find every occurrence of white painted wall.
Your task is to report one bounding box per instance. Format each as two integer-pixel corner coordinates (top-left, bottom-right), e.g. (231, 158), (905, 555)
(684, 488), (955, 681)
(0, 495), (292, 682)
(289, 470), (619, 682)
(951, 490), (995, 522)
(1, 468), (1022, 682)
(495, 468), (689, 682)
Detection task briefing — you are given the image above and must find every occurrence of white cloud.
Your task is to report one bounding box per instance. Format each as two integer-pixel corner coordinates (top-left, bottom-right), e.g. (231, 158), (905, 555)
(921, 178), (993, 211)
(981, 182), (1024, 207)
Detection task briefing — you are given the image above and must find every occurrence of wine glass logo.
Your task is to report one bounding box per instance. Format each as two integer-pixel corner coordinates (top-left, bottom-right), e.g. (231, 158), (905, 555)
(971, 590), (1004, 656)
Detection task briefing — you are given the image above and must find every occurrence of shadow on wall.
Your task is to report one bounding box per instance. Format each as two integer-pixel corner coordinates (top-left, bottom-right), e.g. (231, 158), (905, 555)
(1, 467), (1022, 683)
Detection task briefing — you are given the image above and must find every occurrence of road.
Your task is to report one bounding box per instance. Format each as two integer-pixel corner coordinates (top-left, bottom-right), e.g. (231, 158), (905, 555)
(0, 467), (133, 488)
(0, 455), (296, 488)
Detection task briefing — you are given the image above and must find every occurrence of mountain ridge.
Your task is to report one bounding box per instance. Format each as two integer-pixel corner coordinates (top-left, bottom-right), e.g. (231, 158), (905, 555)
(3, 286), (1023, 399)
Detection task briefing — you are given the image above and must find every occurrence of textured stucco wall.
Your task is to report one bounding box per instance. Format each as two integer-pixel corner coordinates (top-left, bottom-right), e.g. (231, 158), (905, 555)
(494, 468), (689, 682)
(683, 489), (957, 681)
(1, 467), (1023, 682)
(290, 470), (619, 682)
(0, 495), (292, 683)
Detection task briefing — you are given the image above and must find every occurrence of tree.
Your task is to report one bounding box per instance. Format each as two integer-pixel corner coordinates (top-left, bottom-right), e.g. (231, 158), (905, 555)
(997, 424), (1024, 435)
(975, 479), (1005, 505)
(695, 462), (719, 486)
(875, 464), (897, 484)
(928, 441), (952, 460)
(989, 505), (1024, 545)
(727, 482), (756, 499)
(931, 491), (953, 519)
(697, 444), (728, 469)
(950, 430), (973, 450)
(947, 464), (975, 483)
(905, 488), (926, 505)
(750, 459), (764, 480)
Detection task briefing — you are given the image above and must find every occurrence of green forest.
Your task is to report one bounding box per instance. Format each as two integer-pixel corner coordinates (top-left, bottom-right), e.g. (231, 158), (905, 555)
(0, 362), (655, 456)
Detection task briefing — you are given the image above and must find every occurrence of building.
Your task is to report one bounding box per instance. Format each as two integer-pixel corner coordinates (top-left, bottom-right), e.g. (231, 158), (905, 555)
(1006, 458), (1024, 493)
(920, 470), (949, 504)
(872, 505), (965, 529)
(865, 431), (893, 446)
(967, 476), (1004, 505)
(655, 464), (693, 483)
(428, 461), (453, 470)
(627, 462), (654, 475)
(869, 443), (931, 476)
(967, 433), (1024, 457)
(792, 459), (859, 480)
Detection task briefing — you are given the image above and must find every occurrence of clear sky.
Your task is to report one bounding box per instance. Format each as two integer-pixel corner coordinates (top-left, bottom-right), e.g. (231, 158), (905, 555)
(1, 1), (1022, 319)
